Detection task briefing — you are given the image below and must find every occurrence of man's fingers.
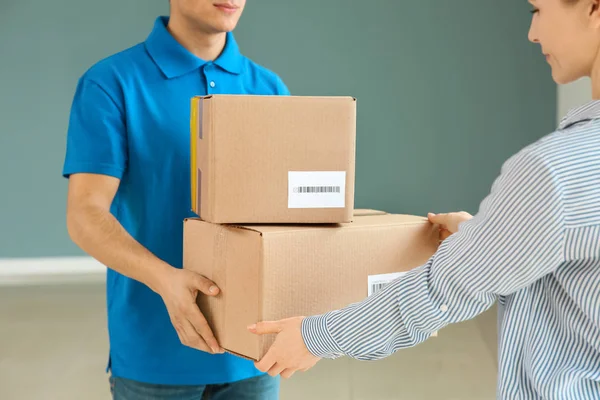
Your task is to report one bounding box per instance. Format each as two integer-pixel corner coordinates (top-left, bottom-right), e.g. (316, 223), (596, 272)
(281, 369), (295, 379)
(247, 321), (282, 335)
(186, 306), (222, 353)
(193, 274), (220, 296)
(172, 319), (189, 347)
(177, 318), (213, 353)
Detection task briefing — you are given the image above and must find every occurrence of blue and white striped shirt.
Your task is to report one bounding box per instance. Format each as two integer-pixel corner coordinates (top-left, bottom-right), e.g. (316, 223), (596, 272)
(302, 101), (600, 399)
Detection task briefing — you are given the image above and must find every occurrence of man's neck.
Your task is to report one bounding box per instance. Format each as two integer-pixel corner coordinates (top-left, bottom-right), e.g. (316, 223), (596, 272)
(167, 15), (227, 61)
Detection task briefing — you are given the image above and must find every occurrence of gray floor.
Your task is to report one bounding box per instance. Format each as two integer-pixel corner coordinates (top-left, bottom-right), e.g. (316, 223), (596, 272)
(0, 284), (498, 400)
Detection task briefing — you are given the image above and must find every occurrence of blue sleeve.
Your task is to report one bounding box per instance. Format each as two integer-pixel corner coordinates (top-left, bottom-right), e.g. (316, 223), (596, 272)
(62, 77), (127, 179)
(301, 149), (566, 360)
(276, 75), (291, 96)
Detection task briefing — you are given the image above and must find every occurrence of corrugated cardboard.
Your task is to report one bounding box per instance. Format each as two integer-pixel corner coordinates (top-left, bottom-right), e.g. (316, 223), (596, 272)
(183, 211), (440, 361)
(190, 94), (356, 224)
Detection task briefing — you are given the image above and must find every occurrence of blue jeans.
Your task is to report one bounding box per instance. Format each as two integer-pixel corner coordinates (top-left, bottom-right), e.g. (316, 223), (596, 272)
(109, 374), (280, 400)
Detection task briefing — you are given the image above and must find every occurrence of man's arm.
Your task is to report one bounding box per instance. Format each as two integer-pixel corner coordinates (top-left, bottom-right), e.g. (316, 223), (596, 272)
(63, 76), (223, 354)
(302, 149), (566, 360)
(66, 173), (172, 293)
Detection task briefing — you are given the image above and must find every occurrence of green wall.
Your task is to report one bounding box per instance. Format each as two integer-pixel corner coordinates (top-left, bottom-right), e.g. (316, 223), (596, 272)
(0, 1), (555, 258)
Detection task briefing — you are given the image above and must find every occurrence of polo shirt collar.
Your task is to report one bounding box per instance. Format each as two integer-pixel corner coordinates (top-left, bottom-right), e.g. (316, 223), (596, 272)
(559, 100), (600, 130)
(145, 16), (244, 79)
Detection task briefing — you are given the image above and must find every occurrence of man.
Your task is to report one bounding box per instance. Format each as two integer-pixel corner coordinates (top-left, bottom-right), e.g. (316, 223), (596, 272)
(63, 1), (287, 398)
(248, 0), (600, 398)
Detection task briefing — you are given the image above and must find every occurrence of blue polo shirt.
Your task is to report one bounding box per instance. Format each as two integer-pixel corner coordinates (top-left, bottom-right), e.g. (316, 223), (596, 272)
(62, 16), (289, 385)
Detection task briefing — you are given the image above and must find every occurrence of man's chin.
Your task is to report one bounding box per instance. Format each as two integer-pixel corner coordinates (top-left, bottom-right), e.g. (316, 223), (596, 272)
(210, 20), (240, 34)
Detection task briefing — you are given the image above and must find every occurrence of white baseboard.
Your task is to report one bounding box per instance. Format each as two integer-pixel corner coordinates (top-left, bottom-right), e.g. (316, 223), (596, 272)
(0, 256), (106, 286)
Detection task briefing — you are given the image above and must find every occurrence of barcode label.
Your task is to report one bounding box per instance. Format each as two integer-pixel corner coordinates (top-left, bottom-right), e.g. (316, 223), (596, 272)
(288, 171), (346, 208)
(368, 272), (407, 296)
(369, 282), (389, 295)
(293, 186), (341, 193)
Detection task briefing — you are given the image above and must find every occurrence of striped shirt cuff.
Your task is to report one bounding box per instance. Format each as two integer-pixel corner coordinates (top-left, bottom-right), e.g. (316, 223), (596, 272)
(301, 314), (344, 359)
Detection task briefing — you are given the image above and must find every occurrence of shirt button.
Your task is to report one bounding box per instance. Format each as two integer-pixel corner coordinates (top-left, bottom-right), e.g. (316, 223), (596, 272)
(440, 305), (448, 312)
(210, 81), (216, 88)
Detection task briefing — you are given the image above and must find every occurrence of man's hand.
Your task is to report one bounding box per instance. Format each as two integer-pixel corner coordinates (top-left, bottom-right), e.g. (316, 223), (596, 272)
(428, 211), (473, 241)
(157, 268), (224, 355)
(248, 317), (321, 379)
(66, 174), (223, 354)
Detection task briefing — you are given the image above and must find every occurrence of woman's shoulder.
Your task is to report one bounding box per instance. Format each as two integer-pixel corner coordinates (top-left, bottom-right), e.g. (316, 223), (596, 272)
(529, 120), (600, 164)
(500, 121), (600, 190)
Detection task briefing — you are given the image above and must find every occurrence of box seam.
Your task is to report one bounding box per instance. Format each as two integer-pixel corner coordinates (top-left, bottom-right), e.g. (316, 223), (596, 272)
(190, 97), (198, 214)
(258, 221), (430, 236)
(257, 238), (265, 360)
(209, 99), (216, 221)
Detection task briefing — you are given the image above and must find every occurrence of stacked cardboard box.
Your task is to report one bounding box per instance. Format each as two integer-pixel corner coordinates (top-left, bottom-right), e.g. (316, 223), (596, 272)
(184, 95), (440, 360)
(189, 94), (357, 224)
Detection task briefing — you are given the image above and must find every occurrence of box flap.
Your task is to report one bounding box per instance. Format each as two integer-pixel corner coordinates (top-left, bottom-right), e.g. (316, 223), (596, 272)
(197, 94), (355, 101)
(226, 224), (267, 235)
(225, 347), (257, 362)
(353, 209), (388, 216)
(222, 214), (428, 235)
(185, 218), (267, 236)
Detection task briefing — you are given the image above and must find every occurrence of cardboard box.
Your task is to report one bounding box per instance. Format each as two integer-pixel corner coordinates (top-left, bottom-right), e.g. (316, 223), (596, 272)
(183, 210), (440, 361)
(190, 94), (356, 224)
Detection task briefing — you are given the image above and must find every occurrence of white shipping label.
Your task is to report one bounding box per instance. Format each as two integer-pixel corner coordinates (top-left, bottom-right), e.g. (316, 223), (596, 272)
(288, 171), (346, 209)
(368, 272), (407, 296)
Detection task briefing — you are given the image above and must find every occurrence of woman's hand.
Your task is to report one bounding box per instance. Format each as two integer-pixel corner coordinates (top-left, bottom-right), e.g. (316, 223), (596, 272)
(428, 211), (473, 241)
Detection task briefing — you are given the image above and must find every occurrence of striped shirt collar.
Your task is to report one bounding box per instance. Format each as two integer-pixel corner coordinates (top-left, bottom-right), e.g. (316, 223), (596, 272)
(559, 100), (600, 130)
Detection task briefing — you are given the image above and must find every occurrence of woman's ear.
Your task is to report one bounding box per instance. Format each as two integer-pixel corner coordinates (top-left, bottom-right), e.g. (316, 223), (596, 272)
(590, 0), (600, 16)
(589, 0), (600, 32)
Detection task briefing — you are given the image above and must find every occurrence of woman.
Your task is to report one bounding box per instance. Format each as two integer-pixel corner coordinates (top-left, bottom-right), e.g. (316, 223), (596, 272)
(248, 0), (600, 398)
